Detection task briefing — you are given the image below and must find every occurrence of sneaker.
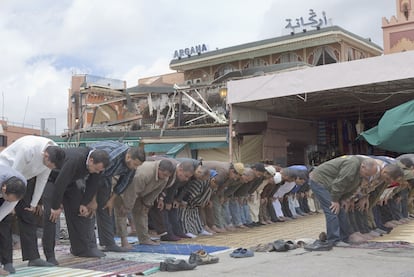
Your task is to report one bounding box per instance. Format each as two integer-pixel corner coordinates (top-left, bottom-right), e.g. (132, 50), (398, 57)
(189, 249), (219, 265)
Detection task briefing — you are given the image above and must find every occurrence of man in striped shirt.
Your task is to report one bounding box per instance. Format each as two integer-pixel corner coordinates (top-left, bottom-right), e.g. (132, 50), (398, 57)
(89, 141), (146, 252)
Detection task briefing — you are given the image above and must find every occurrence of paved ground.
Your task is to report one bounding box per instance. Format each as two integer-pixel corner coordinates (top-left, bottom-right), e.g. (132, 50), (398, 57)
(12, 213), (414, 276)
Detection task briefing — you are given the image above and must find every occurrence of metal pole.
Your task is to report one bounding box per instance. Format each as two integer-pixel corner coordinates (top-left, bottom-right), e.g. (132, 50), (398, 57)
(228, 104), (233, 163)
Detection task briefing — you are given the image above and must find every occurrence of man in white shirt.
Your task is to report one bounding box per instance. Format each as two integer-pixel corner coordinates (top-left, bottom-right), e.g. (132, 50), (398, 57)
(0, 165), (27, 275)
(0, 135), (65, 270)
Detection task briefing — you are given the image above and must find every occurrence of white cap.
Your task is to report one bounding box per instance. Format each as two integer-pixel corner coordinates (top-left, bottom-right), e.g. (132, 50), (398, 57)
(265, 165), (276, 176)
(273, 172), (282, 184)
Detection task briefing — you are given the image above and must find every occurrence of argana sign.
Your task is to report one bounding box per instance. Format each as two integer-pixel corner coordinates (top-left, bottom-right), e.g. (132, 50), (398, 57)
(173, 44), (208, 59)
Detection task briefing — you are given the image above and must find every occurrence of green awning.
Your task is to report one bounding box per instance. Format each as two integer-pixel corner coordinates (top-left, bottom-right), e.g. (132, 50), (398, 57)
(166, 143), (187, 156)
(189, 141), (228, 149)
(359, 99), (414, 153)
(143, 141), (228, 157)
(144, 143), (178, 153)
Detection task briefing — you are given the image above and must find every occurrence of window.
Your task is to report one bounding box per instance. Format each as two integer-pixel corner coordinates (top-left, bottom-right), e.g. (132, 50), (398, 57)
(214, 64), (236, 79)
(277, 52), (302, 64)
(0, 135), (7, 147)
(309, 46), (338, 65)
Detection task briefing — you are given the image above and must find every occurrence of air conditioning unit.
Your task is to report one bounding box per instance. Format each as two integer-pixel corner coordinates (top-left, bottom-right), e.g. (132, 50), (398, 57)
(185, 80), (193, 85)
(193, 78), (202, 84)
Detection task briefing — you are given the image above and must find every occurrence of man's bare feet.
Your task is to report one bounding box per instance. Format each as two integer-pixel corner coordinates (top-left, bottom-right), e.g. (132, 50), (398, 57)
(348, 232), (367, 244)
(121, 238), (134, 249)
(211, 225), (226, 233)
(204, 226), (216, 234)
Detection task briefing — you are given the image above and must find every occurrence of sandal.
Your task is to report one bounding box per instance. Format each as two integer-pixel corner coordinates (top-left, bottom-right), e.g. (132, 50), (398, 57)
(250, 243), (274, 252)
(189, 249), (219, 265)
(229, 248), (243, 257)
(230, 248), (254, 258)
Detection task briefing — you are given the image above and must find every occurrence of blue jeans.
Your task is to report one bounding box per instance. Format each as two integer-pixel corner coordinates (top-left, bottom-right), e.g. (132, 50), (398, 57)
(309, 179), (350, 243)
(222, 200), (232, 226)
(240, 201), (252, 224)
(229, 197), (242, 226)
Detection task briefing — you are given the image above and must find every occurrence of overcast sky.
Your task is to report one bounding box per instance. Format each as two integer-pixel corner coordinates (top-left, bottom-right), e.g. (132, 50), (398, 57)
(0, 0), (396, 134)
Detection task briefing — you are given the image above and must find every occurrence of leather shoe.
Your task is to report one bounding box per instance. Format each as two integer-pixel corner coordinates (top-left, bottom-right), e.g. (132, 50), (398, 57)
(304, 240), (333, 251)
(103, 244), (129, 252)
(77, 248), (106, 258)
(272, 240), (289, 252)
(159, 258), (197, 271)
(28, 258), (54, 267)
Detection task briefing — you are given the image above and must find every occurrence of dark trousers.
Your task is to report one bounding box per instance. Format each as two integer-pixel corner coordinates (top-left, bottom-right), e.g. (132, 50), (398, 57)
(14, 178), (40, 261)
(373, 205), (385, 230)
(96, 184), (116, 247)
(0, 213), (13, 265)
(62, 184), (97, 255)
(149, 201), (166, 234)
(42, 181), (57, 260)
(268, 199), (278, 222)
(281, 197), (292, 218)
(148, 203), (182, 236)
(163, 208), (183, 236)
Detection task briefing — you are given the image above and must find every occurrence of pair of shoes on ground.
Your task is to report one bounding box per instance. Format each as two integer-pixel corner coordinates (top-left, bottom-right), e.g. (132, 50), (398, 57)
(229, 248), (254, 258)
(250, 243), (274, 252)
(102, 244), (130, 252)
(159, 258), (197, 272)
(272, 240), (297, 252)
(28, 258), (55, 267)
(189, 249), (219, 265)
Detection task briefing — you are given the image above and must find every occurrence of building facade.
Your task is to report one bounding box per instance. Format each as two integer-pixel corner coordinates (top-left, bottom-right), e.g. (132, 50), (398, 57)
(383, 0), (414, 53)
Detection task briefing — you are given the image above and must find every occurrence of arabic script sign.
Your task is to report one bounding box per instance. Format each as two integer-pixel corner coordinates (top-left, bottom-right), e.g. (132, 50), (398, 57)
(285, 9), (328, 30)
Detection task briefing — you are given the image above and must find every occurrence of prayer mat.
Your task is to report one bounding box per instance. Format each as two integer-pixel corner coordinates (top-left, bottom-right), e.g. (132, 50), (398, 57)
(129, 242), (229, 255)
(338, 241), (414, 249)
(12, 266), (107, 277)
(64, 258), (159, 276)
